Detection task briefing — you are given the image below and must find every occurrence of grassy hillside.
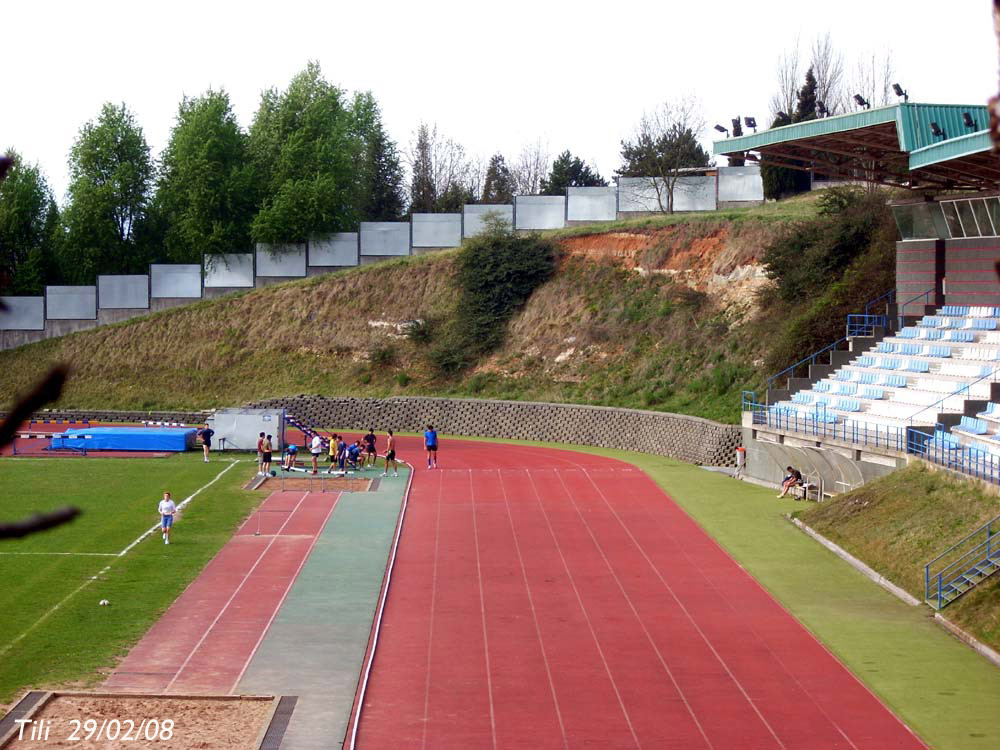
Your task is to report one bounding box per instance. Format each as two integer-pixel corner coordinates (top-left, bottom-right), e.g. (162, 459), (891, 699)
(799, 463), (1000, 651)
(0, 193), (892, 424)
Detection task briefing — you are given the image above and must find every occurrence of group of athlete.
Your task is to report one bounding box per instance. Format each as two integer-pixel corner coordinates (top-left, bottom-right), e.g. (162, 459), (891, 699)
(280, 424), (440, 475)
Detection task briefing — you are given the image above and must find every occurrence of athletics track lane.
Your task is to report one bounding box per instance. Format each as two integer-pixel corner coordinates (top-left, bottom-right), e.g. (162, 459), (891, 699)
(104, 490), (338, 695)
(353, 440), (925, 749)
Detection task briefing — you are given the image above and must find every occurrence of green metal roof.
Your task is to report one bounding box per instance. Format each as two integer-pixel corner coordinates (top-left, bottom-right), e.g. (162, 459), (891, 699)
(908, 129), (992, 170)
(713, 102), (990, 156)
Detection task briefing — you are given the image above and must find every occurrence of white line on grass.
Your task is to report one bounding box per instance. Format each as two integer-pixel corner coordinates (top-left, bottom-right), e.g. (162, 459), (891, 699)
(0, 460), (242, 660)
(0, 551), (117, 556)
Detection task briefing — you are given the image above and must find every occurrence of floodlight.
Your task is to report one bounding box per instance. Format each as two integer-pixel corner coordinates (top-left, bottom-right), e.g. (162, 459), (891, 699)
(892, 83), (908, 102)
(930, 122), (944, 137)
(853, 94), (870, 109)
(714, 124), (729, 135)
(963, 112), (977, 129)
(744, 116), (757, 130)
(817, 100), (828, 116)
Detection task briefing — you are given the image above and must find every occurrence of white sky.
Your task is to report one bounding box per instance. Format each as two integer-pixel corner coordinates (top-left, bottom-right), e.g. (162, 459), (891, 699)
(3, 0), (997, 202)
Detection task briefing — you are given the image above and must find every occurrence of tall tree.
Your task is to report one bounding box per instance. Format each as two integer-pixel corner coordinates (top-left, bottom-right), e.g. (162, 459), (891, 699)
(351, 92), (405, 221)
(481, 153), (515, 204)
(616, 97), (710, 213)
(406, 122), (476, 213)
(0, 151), (58, 293)
(762, 69), (817, 200)
(248, 61), (362, 244)
(60, 102), (153, 283)
(794, 67), (818, 122)
(154, 89), (256, 263)
(810, 33), (846, 114)
(540, 151), (606, 195)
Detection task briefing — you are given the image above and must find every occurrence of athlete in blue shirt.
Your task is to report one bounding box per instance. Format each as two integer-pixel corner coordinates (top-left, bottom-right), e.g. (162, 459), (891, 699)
(424, 424), (438, 469)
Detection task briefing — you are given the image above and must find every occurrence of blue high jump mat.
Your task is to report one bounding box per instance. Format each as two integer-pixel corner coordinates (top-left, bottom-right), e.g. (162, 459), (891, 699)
(48, 427), (197, 452)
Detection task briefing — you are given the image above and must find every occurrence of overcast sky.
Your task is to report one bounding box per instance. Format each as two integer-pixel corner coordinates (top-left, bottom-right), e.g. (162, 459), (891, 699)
(4, 1), (997, 202)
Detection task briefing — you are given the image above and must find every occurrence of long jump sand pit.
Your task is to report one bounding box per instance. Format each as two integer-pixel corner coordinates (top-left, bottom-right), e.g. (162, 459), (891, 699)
(3, 693), (275, 749)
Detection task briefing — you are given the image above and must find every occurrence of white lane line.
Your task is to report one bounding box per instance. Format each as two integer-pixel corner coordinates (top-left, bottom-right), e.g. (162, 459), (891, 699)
(163, 491), (309, 692)
(0, 460), (242, 660)
(118, 460), (240, 557)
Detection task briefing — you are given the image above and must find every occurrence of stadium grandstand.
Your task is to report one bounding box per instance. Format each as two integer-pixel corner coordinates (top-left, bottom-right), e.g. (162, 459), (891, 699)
(715, 101), (1000, 495)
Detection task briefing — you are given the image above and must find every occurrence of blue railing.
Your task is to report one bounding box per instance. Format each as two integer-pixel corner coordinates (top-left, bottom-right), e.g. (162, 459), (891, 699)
(906, 366), (1000, 424)
(864, 288), (896, 316)
(743, 394), (908, 452)
(897, 287), (935, 331)
(766, 337), (849, 393)
(923, 510), (1000, 608)
(846, 313), (888, 337)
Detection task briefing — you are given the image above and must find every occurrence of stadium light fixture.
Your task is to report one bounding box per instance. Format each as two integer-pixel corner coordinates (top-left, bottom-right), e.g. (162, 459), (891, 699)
(930, 122), (944, 138)
(714, 124), (729, 137)
(962, 112), (977, 129)
(817, 100), (828, 117)
(744, 116), (757, 132)
(853, 94), (870, 109)
(731, 118), (743, 137)
(892, 83), (908, 102)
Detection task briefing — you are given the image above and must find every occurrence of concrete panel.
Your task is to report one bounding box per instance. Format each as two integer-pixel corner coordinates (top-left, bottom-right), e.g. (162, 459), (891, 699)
(256, 243), (307, 278)
(150, 264), (202, 299)
(411, 213), (462, 248)
(309, 234), (359, 266)
(718, 166), (764, 202)
(566, 187), (617, 222)
(515, 195), (566, 230)
(45, 286), (97, 320)
(98, 275), (149, 309)
(463, 204), (514, 237)
(360, 222), (409, 256)
(0, 296), (44, 330)
(204, 253), (254, 288)
(618, 176), (717, 213)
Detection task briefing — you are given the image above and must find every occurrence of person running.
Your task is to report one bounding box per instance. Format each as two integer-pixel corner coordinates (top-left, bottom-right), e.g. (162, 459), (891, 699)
(283, 441), (299, 471)
(158, 491), (177, 545)
(256, 432), (266, 475)
(363, 429), (377, 468)
(199, 424), (215, 462)
(382, 429), (398, 477)
(310, 433), (323, 474)
(261, 434), (273, 475)
(424, 424), (438, 469)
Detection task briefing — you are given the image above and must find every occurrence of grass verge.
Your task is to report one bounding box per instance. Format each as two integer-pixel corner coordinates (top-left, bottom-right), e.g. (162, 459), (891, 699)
(0, 454), (258, 704)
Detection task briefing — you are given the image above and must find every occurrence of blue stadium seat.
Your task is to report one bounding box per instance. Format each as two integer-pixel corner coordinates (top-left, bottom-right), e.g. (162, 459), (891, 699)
(959, 416), (989, 435)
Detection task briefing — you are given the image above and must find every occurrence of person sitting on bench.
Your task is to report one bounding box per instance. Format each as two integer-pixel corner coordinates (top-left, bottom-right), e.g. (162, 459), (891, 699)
(777, 466), (803, 498)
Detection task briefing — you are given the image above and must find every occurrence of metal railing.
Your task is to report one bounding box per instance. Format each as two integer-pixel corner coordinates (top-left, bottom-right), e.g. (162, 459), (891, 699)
(766, 337), (849, 393)
(743, 392), (908, 452)
(923, 511), (1000, 609)
(897, 287), (935, 331)
(906, 366), (1000, 425)
(864, 288), (896, 315)
(846, 313), (888, 337)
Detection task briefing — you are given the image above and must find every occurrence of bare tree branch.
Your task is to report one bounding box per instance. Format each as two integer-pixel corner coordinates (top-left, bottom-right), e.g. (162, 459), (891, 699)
(769, 39), (801, 118)
(512, 139), (550, 196)
(0, 365), (70, 447)
(810, 33), (846, 114)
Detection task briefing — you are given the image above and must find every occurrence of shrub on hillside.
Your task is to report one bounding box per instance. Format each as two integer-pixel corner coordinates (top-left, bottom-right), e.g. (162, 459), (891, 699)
(428, 217), (556, 375)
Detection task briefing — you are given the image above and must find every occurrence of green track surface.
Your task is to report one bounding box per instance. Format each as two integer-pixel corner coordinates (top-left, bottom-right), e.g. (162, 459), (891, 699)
(237, 471), (408, 749)
(375, 433), (1000, 750)
(0, 455), (259, 704)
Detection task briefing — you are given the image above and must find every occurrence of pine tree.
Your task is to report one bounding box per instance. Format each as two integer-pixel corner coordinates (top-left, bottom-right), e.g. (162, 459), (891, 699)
(409, 124), (436, 213)
(794, 67), (818, 123)
(541, 151), (606, 195)
(481, 153), (515, 204)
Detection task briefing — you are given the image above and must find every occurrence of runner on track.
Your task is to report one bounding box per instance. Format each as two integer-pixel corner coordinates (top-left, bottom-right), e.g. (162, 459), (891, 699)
(424, 424), (438, 469)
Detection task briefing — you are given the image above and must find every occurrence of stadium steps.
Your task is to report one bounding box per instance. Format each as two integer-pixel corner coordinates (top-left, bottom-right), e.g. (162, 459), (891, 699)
(926, 514), (1000, 609)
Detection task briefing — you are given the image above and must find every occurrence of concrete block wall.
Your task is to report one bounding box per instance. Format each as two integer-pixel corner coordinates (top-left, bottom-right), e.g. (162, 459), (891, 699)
(248, 395), (742, 467)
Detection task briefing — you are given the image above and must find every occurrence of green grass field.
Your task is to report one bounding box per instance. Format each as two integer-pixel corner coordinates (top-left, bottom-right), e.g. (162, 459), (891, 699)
(0, 454), (258, 704)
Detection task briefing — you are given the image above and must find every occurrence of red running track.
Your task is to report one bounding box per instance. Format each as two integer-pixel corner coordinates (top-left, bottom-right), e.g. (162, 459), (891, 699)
(104, 490), (338, 694)
(353, 439), (925, 750)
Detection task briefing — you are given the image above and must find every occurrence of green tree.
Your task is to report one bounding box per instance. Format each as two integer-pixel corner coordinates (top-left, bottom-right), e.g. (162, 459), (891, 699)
(481, 153), (515, 203)
(60, 102), (154, 283)
(616, 98), (710, 213)
(248, 61), (362, 244)
(762, 69), (816, 200)
(408, 123), (436, 213)
(351, 93), (405, 221)
(0, 151), (58, 293)
(795, 67), (818, 122)
(153, 89), (256, 263)
(540, 150), (606, 195)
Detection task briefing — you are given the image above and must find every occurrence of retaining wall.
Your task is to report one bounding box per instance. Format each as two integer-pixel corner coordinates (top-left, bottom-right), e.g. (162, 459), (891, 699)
(248, 395), (742, 466)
